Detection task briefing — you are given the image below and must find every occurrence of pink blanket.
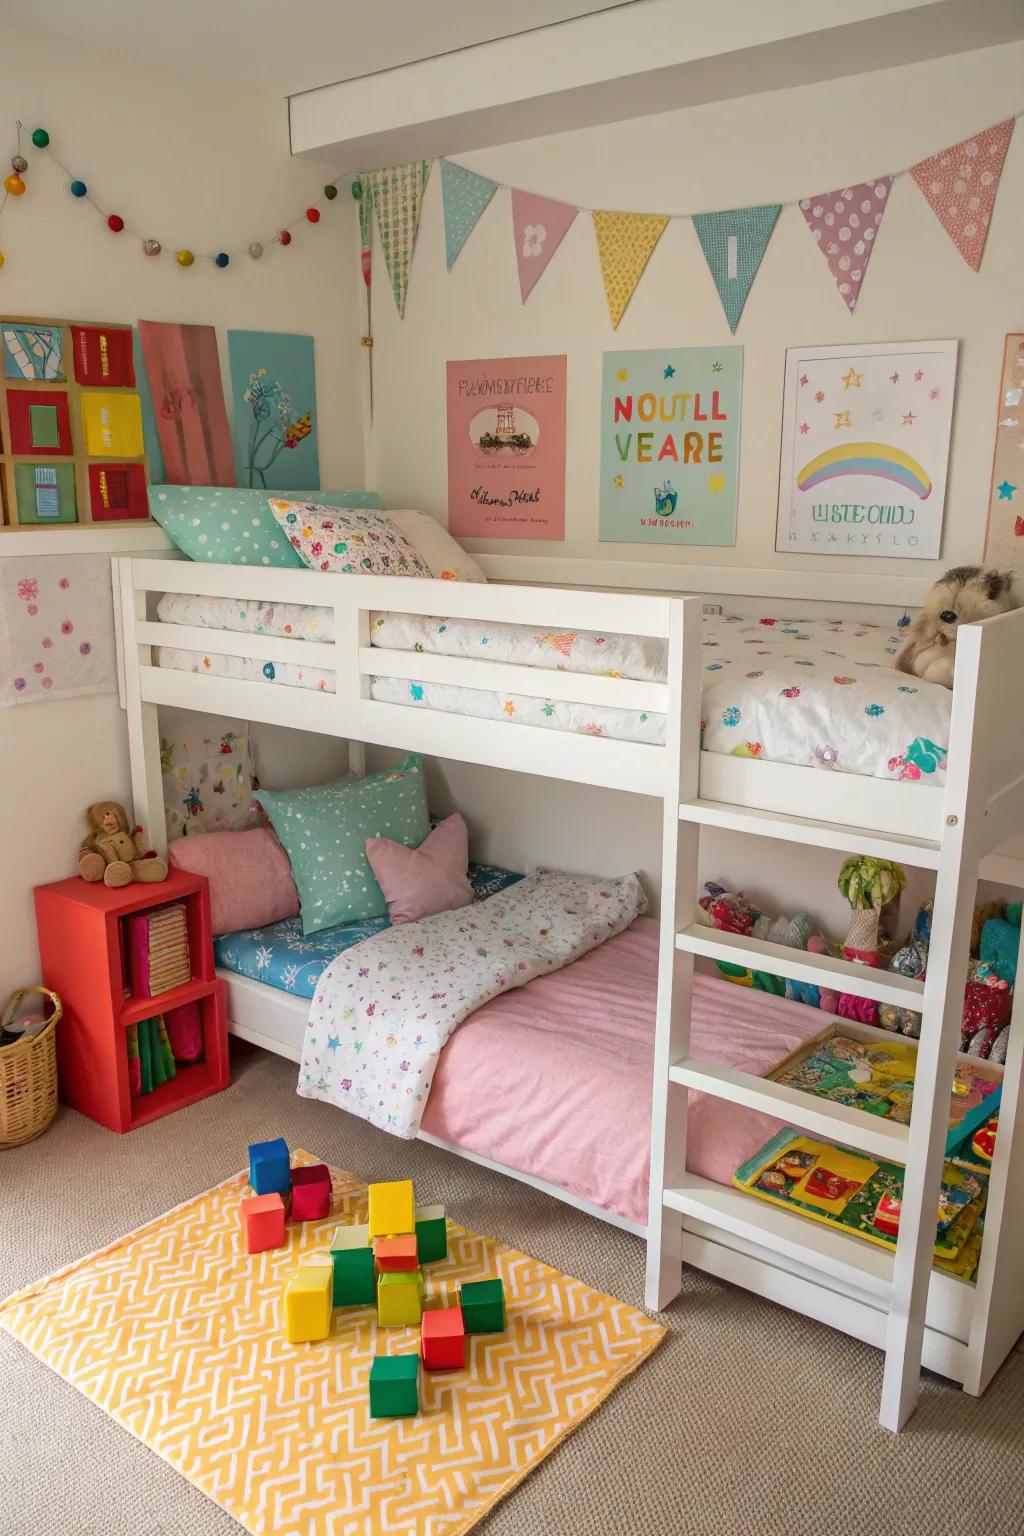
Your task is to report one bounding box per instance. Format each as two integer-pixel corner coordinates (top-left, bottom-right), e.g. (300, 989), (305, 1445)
(421, 917), (828, 1225)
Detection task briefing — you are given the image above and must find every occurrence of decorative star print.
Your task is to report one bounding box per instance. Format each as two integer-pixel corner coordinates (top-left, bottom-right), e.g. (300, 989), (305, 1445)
(663, 364), (676, 379)
(613, 474), (624, 488)
(616, 368), (629, 382)
(712, 361), (723, 373)
(997, 480), (1017, 500)
(902, 411), (917, 426)
(841, 367), (863, 390)
(929, 387), (941, 400)
(814, 390), (825, 403)
(871, 406), (885, 422)
(834, 411), (852, 429)
(799, 374), (809, 387)
(890, 371), (900, 384)
(914, 370), (924, 382)
(327, 1034), (340, 1051)
(708, 473), (726, 493)
(799, 422), (810, 434)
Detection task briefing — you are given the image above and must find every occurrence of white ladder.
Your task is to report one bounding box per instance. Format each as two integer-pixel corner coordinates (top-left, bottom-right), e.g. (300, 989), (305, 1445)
(645, 598), (985, 1431)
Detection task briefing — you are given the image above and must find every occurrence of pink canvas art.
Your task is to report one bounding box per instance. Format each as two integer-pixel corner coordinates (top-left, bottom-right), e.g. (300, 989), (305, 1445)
(137, 322), (235, 486)
(511, 191), (577, 303)
(447, 356), (567, 541)
(799, 178), (891, 313)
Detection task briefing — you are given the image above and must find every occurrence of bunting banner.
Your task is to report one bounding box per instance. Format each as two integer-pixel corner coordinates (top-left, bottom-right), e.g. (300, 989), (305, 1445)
(593, 212), (669, 330)
(441, 160), (498, 269)
(910, 118), (1015, 271)
(356, 173), (373, 288)
(511, 190), (578, 303)
(799, 178), (891, 313)
(691, 204), (781, 333)
(368, 160), (431, 316)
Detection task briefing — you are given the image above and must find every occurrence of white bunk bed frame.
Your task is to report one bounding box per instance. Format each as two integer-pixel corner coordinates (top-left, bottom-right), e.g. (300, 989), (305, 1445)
(114, 554), (1024, 1432)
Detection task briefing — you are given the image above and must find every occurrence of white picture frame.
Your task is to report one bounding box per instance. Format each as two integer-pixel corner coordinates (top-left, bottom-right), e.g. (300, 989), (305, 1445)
(776, 339), (958, 559)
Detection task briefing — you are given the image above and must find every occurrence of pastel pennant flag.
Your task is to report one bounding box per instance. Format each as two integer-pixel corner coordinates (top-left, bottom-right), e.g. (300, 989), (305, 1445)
(368, 160), (431, 317)
(593, 211), (669, 329)
(441, 161), (498, 269)
(690, 204), (781, 332)
(910, 118), (1015, 271)
(355, 173), (373, 288)
(511, 189), (578, 302)
(799, 177), (891, 312)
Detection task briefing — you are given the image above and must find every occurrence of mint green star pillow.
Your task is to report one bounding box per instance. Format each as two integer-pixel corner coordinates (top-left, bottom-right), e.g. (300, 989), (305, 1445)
(148, 484), (382, 567)
(254, 755), (430, 932)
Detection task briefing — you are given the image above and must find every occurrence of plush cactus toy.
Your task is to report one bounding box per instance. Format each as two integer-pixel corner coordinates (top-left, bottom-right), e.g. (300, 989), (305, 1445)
(837, 856), (907, 966)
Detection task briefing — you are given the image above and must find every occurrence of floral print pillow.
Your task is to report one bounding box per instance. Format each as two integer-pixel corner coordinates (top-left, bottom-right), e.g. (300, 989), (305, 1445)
(269, 500), (432, 578)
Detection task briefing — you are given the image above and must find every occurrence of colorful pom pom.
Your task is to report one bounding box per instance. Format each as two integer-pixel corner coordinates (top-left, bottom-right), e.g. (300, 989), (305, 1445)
(107, 213), (125, 232)
(176, 249), (195, 267)
(215, 251), (229, 268)
(306, 208), (320, 223)
(70, 179), (87, 197)
(3, 173), (26, 197)
(279, 230), (292, 246)
(324, 184), (338, 200)
(31, 128), (50, 148)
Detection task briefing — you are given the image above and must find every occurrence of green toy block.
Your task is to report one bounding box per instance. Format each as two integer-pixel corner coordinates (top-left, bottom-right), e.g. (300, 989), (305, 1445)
(415, 1203), (448, 1265)
(459, 1277), (506, 1334)
(369, 1353), (419, 1418)
(330, 1222), (375, 1306)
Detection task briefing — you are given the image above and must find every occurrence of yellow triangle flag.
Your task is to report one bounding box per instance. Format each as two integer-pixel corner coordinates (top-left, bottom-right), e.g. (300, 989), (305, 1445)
(593, 211), (669, 328)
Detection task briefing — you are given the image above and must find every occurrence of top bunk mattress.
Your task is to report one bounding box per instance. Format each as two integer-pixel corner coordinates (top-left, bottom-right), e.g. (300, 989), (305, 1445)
(155, 592), (951, 785)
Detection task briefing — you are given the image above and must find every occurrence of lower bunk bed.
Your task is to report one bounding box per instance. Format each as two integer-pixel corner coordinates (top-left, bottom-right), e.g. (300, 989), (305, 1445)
(218, 907), (988, 1382)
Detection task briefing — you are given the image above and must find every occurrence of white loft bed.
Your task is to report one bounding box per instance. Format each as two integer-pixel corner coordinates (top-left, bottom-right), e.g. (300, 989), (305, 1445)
(113, 553), (1024, 1432)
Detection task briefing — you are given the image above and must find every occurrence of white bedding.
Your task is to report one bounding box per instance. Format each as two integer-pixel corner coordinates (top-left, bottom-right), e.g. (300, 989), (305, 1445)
(155, 592), (952, 783)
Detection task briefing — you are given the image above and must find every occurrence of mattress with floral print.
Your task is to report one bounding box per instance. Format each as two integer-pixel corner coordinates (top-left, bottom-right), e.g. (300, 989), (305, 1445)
(154, 593), (952, 783)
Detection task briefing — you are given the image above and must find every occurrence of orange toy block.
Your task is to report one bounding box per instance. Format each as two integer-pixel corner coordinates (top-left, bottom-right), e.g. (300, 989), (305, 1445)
(241, 1192), (286, 1254)
(374, 1234), (418, 1272)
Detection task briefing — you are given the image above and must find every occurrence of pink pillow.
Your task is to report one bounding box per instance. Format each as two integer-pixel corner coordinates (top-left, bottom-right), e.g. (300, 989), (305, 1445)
(169, 827), (299, 936)
(365, 813), (474, 925)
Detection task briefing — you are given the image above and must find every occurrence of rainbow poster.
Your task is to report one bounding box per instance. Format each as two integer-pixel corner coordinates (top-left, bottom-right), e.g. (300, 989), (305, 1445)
(776, 341), (957, 559)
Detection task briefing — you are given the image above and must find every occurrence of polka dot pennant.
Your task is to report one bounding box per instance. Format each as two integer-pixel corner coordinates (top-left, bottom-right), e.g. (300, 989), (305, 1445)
(440, 159), (498, 269)
(799, 178), (891, 313)
(592, 211), (669, 329)
(909, 118), (1015, 272)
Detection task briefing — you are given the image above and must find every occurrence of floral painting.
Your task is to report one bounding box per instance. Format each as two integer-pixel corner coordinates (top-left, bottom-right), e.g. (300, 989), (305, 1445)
(227, 330), (319, 492)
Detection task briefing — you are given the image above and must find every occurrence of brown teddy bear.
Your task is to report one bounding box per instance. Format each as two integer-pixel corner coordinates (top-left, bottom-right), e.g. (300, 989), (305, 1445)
(78, 801), (168, 888)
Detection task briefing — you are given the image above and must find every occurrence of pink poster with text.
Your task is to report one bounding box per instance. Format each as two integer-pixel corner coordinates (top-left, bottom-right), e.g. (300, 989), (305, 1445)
(447, 356), (566, 540)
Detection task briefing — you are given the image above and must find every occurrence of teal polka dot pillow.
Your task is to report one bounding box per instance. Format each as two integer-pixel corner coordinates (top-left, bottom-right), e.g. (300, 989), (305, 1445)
(148, 484), (383, 567)
(254, 754), (430, 932)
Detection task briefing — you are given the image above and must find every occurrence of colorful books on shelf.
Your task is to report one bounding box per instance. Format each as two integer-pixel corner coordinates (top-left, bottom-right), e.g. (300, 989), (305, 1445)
(733, 1128), (989, 1280)
(768, 1029), (1002, 1158)
(127, 903), (190, 998)
(127, 1016), (177, 1097)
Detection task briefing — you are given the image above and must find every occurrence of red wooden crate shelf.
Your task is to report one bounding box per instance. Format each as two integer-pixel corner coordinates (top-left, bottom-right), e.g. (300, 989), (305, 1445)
(34, 867), (229, 1134)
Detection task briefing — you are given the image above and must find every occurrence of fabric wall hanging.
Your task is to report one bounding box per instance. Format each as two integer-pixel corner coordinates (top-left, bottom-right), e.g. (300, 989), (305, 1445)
(0, 554), (118, 706)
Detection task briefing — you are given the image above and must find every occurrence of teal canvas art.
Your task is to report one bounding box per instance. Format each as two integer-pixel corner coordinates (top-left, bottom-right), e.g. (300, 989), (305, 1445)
(227, 330), (319, 492)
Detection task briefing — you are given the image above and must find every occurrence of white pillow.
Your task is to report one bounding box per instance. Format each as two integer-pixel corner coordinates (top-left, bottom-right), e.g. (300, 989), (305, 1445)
(387, 510), (487, 583)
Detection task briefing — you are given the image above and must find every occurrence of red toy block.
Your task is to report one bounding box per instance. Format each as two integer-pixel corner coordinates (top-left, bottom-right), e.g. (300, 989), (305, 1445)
(290, 1163), (332, 1222)
(241, 1192), (286, 1254)
(374, 1234), (418, 1272)
(421, 1306), (466, 1371)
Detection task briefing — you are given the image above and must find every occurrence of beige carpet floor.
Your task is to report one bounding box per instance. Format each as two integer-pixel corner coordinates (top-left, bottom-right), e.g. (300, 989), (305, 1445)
(1, 1041), (1022, 1536)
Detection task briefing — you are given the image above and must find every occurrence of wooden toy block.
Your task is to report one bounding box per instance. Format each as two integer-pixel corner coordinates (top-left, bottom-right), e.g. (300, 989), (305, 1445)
(284, 1258), (333, 1343)
(459, 1277), (506, 1333)
(415, 1203), (448, 1264)
(374, 1234), (418, 1272)
(249, 1137), (291, 1197)
(290, 1163), (332, 1222)
(421, 1306), (466, 1371)
(369, 1353), (419, 1418)
(241, 1192), (286, 1254)
(330, 1223), (375, 1306)
(367, 1179), (415, 1240)
(377, 1269), (423, 1327)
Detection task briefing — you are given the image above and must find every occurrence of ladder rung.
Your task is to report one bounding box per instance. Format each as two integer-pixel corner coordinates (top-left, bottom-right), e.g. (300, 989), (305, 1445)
(664, 1174), (894, 1300)
(678, 798), (941, 869)
(676, 924), (926, 1011)
(670, 1058), (910, 1161)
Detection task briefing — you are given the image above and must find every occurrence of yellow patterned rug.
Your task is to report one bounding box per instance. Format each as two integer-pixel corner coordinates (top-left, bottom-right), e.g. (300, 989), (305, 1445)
(0, 1151), (665, 1536)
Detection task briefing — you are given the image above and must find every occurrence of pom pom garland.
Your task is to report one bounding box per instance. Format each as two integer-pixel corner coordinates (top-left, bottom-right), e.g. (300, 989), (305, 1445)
(176, 248), (195, 267)
(70, 179), (87, 197)
(279, 229), (292, 246)
(10, 154), (27, 173)
(31, 127), (49, 148)
(215, 251), (229, 267)
(107, 213), (124, 232)
(3, 173), (25, 196)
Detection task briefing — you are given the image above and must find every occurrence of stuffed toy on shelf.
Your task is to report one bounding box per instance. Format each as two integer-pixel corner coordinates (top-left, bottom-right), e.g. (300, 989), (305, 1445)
(77, 801), (168, 889)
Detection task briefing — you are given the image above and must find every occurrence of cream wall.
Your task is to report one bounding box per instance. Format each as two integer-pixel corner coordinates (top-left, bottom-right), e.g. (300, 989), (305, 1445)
(365, 40), (1022, 913)
(0, 22), (364, 998)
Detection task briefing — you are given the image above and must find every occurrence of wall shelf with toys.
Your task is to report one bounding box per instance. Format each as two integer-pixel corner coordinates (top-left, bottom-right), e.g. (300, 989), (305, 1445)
(34, 866), (228, 1133)
(0, 315), (153, 531)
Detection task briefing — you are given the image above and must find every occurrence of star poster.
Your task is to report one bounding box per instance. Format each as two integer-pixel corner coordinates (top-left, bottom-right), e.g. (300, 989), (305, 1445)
(983, 334), (1024, 571)
(598, 347), (742, 546)
(775, 340), (957, 559)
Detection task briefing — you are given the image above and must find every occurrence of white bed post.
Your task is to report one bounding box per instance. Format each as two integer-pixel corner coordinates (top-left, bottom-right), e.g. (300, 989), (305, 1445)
(115, 557), (167, 858)
(645, 595), (703, 1311)
(879, 624), (985, 1431)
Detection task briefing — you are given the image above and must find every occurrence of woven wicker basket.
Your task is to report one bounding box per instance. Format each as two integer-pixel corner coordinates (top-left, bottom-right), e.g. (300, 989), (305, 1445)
(0, 987), (62, 1148)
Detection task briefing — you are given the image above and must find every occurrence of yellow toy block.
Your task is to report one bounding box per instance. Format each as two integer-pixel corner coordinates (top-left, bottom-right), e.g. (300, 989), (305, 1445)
(367, 1179), (415, 1241)
(284, 1257), (333, 1343)
(377, 1269), (423, 1327)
